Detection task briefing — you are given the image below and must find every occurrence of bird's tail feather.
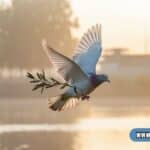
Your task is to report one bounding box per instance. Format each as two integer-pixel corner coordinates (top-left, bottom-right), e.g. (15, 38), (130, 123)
(48, 95), (66, 111)
(48, 95), (79, 111)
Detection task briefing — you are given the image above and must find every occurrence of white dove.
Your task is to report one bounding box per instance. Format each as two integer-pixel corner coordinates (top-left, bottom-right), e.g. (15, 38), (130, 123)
(42, 24), (110, 111)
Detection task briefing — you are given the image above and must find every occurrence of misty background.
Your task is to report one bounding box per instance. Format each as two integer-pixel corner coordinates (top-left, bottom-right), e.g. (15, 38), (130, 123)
(0, 0), (150, 98)
(0, 0), (150, 150)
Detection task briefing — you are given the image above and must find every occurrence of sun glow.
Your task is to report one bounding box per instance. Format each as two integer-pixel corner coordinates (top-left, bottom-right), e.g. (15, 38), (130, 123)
(0, 0), (12, 10)
(70, 0), (150, 54)
(73, 117), (150, 150)
(71, 0), (149, 17)
(76, 117), (150, 129)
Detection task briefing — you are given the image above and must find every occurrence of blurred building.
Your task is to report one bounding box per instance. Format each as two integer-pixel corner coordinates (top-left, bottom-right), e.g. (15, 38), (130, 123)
(100, 48), (150, 76)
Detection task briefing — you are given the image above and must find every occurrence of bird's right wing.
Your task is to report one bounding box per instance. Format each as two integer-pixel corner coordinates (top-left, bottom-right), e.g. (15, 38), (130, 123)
(42, 40), (88, 84)
(73, 24), (102, 75)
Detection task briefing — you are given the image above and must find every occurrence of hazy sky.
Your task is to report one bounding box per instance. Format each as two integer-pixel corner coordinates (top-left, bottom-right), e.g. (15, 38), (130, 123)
(1, 0), (150, 54)
(70, 0), (150, 54)
(0, 0), (12, 10)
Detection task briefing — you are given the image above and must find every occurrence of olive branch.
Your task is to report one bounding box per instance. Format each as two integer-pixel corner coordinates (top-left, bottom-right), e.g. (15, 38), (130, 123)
(26, 70), (78, 94)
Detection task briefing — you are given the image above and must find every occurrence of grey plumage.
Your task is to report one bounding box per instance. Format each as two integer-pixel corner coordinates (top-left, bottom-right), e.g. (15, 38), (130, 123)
(42, 24), (110, 111)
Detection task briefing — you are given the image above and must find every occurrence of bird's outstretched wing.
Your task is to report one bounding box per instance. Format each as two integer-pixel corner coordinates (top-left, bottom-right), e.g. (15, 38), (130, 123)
(73, 24), (102, 75)
(42, 40), (88, 84)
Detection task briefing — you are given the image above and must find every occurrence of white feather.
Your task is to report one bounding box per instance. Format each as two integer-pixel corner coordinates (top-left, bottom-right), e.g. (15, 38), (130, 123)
(42, 40), (88, 84)
(73, 24), (102, 75)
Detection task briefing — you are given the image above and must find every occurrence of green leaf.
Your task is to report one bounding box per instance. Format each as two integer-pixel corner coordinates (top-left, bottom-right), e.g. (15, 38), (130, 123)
(41, 86), (44, 94)
(37, 72), (42, 79)
(30, 80), (40, 83)
(32, 83), (44, 91)
(26, 72), (34, 79)
(42, 70), (46, 80)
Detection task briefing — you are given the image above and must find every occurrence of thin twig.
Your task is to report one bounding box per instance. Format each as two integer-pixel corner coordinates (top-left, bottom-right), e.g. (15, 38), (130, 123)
(26, 71), (78, 95)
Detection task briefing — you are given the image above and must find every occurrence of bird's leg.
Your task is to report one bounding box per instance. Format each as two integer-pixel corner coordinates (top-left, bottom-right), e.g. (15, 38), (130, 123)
(81, 95), (90, 101)
(69, 85), (90, 100)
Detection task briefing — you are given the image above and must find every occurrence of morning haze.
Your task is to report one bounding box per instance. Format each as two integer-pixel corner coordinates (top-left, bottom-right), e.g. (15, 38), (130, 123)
(0, 0), (150, 150)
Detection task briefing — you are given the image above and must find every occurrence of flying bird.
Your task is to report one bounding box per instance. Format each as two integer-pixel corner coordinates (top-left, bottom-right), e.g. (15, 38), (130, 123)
(42, 24), (110, 111)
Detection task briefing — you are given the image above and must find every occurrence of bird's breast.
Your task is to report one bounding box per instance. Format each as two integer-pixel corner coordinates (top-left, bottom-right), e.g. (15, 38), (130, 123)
(66, 79), (92, 97)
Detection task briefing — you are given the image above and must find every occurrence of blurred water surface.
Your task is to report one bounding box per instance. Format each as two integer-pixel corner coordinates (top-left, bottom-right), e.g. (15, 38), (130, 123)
(0, 98), (150, 150)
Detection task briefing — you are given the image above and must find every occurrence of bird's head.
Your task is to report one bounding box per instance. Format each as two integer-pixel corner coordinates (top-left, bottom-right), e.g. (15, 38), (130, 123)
(96, 74), (110, 86)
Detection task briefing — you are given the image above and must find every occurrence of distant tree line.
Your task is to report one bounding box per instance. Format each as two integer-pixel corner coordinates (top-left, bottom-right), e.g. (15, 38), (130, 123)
(0, 0), (78, 68)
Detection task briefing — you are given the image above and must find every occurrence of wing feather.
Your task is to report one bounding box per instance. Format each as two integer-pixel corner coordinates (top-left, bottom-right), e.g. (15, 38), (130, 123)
(42, 40), (88, 83)
(73, 24), (102, 75)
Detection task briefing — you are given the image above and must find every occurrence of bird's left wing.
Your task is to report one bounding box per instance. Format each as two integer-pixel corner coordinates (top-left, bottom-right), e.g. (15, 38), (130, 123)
(73, 24), (102, 75)
(42, 40), (88, 84)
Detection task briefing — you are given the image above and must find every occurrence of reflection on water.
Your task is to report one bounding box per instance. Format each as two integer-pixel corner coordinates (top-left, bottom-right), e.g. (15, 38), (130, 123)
(1, 118), (150, 149)
(74, 117), (150, 150)
(1, 117), (150, 134)
(0, 98), (150, 150)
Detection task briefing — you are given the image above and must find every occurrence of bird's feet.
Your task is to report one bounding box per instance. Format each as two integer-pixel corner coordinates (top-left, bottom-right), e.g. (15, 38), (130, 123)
(81, 95), (90, 101)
